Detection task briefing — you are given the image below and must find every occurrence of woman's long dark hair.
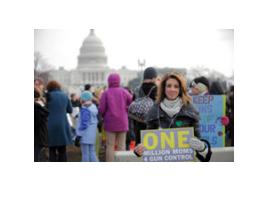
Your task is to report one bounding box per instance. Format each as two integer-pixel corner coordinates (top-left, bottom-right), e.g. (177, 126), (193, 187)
(156, 72), (191, 106)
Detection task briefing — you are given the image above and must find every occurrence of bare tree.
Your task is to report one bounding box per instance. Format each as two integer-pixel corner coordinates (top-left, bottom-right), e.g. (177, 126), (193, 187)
(187, 65), (211, 82)
(34, 51), (54, 84)
(34, 51), (42, 71)
(34, 51), (54, 72)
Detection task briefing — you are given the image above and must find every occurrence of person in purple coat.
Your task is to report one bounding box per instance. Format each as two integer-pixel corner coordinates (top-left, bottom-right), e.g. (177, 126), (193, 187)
(99, 73), (133, 161)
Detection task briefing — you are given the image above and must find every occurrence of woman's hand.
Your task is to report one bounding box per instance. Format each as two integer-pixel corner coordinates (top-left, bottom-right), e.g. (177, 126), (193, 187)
(134, 143), (144, 157)
(189, 137), (206, 152)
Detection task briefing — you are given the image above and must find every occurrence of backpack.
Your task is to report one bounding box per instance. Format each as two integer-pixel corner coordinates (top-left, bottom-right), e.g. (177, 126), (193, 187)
(128, 86), (155, 123)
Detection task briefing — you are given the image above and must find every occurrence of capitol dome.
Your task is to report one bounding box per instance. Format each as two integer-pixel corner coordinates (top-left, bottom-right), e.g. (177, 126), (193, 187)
(77, 29), (107, 69)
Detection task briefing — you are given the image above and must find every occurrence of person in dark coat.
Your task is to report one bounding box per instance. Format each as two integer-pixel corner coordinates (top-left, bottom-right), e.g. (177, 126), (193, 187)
(134, 72), (211, 161)
(124, 87), (136, 150)
(46, 80), (73, 162)
(70, 93), (81, 108)
(209, 81), (225, 95)
(34, 87), (49, 162)
(133, 67), (158, 144)
(227, 85), (234, 146)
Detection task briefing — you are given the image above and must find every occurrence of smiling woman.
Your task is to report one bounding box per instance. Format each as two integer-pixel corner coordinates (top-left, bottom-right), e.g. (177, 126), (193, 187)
(157, 72), (191, 106)
(164, 78), (180, 100)
(134, 72), (212, 161)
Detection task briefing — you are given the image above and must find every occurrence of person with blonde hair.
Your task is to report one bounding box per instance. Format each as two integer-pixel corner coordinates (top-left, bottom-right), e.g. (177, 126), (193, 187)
(134, 72), (211, 161)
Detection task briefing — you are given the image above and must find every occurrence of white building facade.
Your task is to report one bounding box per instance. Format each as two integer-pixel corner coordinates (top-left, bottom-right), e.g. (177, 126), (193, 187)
(49, 29), (137, 94)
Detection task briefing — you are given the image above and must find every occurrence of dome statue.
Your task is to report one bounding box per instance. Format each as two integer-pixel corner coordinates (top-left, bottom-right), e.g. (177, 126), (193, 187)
(77, 29), (107, 69)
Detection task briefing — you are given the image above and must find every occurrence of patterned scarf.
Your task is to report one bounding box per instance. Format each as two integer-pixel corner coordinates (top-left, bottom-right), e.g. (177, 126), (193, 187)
(160, 97), (183, 118)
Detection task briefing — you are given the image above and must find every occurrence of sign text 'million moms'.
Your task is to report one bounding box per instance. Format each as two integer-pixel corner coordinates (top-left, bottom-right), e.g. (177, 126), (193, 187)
(141, 127), (195, 162)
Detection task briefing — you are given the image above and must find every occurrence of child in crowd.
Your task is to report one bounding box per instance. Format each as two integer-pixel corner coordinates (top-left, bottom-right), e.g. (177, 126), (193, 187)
(76, 91), (99, 162)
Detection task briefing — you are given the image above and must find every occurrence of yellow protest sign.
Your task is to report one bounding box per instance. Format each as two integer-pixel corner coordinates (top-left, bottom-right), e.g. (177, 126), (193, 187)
(141, 127), (195, 162)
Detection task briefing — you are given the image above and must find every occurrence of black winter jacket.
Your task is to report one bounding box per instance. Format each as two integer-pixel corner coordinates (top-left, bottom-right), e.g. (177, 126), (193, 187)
(34, 102), (49, 146)
(132, 82), (158, 144)
(135, 82), (157, 100)
(145, 102), (201, 138)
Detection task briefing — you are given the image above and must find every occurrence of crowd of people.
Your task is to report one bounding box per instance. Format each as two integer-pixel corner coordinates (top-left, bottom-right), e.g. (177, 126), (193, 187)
(34, 67), (234, 162)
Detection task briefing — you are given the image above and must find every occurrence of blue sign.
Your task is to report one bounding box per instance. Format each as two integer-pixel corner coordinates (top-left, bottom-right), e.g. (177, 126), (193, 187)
(192, 95), (226, 147)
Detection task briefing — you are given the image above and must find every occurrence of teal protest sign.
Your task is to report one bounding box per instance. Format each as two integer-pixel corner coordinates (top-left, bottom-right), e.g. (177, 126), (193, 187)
(192, 95), (226, 147)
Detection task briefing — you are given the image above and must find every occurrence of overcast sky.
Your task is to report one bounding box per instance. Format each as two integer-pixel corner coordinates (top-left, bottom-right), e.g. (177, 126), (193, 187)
(34, 29), (233, 77)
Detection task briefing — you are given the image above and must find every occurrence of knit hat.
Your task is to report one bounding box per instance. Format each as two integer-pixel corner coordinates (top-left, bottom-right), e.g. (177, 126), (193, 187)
(80, 91), (93, 101)
(192, 76), (210, 90)
(143, 67), (157, 80)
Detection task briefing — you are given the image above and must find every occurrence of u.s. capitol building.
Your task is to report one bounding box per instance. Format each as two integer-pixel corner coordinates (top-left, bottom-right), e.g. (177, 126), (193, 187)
(49, 29), (137, 94)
